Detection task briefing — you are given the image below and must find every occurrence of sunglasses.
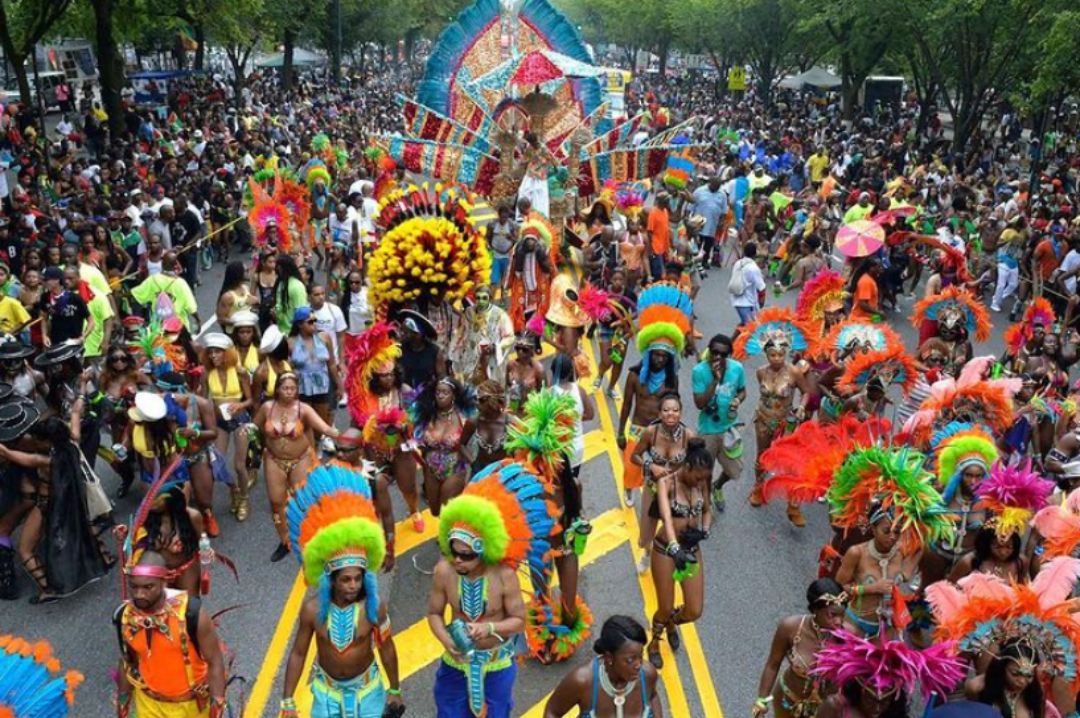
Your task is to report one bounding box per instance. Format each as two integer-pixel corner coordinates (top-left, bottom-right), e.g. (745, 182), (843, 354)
(110, 355), (129, 362)
(304, 318), (317, 325)
(450, 548), (479, 562)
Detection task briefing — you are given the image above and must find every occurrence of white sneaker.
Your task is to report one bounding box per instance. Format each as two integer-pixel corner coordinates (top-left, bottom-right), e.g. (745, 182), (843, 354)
(636, 553), (650, 574)
(990, 305), (1001, 312)
(623, 489), (635, 508)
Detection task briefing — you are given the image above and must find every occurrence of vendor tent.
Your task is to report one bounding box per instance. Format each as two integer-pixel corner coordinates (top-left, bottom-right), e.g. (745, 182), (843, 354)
(255, 48), (325, 68)
(786, 66), (841, 89)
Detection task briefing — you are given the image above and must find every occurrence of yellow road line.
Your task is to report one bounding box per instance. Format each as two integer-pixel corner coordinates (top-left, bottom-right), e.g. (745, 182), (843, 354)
(521, 691), (555, 717)
(284, 507), (630, 709)
(244, 507), (436, 718)
(584, 340), (724, 718)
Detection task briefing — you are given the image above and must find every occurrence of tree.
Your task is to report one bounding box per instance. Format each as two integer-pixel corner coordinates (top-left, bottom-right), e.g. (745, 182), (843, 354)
(0, 0), (74, 105)
(730, 0), (805, 106)
(88, 0), (125, 135)
(208, 0), (269, 100)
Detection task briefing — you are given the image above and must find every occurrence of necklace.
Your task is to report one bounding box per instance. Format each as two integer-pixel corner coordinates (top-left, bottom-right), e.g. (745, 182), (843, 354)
(1004, 690), (1020, 718)
(867, 540), (899, 582)
(598, 660), (637, 718)
(659, 422), (684, 443)
(327, 603), (359, 653)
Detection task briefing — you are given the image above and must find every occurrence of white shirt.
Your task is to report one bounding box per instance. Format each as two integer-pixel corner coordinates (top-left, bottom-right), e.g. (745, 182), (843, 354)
(346, 288), (371, 334)
(312, 302), (347, 355)
(328, 211), (357, 246)
(731, 258), (766, 309)
(1062, 249), (1080, 295)
(355, 198), (380, 243)
(552, 383), (585, 468)
(348, 180), (374, 197)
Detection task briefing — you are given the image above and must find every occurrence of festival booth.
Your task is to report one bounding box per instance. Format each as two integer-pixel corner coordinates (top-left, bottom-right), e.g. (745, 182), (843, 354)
(129, 70), (202, 107)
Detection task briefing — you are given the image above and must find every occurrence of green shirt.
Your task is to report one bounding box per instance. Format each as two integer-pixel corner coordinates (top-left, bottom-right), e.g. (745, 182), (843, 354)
(84, 293), (116, 358)
(130, 274), (199, 330)
(275, 277), (309, 333)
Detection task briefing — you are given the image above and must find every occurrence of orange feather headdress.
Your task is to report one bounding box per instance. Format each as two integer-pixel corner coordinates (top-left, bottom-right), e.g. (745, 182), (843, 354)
(912, 286), (992, 342)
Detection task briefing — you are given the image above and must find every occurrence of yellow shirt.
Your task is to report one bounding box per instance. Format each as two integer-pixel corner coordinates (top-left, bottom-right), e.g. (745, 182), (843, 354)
(0, 296), (30, 333)
(807, 153), (830, 183)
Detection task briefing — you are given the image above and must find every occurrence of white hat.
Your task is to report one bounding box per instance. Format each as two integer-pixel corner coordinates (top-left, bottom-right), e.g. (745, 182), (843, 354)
(193, 129), (204, 139)
(229, 310), (258, 329)
(201, 332), (234, 351)
(128, 391), (167, 423)
(260, 325), (285, 354)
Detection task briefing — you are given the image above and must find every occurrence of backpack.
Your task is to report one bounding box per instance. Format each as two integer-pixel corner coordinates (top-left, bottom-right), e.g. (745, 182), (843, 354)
(728, 258), (751, 295)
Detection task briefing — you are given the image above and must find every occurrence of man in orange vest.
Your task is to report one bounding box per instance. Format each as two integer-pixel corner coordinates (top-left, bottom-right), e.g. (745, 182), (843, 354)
(114, 551), (227, 717)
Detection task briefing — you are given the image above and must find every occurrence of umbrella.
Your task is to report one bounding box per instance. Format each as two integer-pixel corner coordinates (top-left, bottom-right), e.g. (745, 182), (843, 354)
(510, 51), (565, 86)
(836, 220), (886, 258)
(871, 205), (917, 226)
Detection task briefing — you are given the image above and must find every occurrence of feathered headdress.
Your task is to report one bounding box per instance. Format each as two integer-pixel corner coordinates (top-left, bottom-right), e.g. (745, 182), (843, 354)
(912, 286), (992, 343)
(246, 176), (293, 252)
(819, 320), (903, 361)
(277, 173), (311, 233)
(837, 346), (918, 396)
(635, 282), (693, 393)
(1032, 489), (1080, 560)
(343, 322), (401, 427)
(827, 446), (954, 553)
(902, 367), (1019, 449)
(796, 268), (847, 334)
(733, 307), (812, 359)
(760, 416), (891, 504)
(614, 182), (646, 219)
(811, 628), (965, 700)
(662, 150), (695, 190)
(504, 388), (577, 484)
(545, 275), (610, 329)
(362, 406), (413, 460)
(303, 161), (331, 191)
(974, 460), (1054, 539)
(286, 464), (386, 625)
(0, 635), (83, 718)
(928, 557), (1080, 687)
(933, 427), (999, 503)
(1005, 298), (1056, 356)
(367, 183), (491, 314)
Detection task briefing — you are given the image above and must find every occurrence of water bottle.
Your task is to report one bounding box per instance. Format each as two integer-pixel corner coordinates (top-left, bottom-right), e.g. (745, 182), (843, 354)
(448, 618), (475, 657)
(569, 518), (592, 556)
(672, 557), (700, 582)
(199, 532), (214, 568)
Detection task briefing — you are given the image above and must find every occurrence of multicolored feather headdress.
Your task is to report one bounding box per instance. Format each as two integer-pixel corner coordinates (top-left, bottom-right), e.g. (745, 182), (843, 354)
(902, 366), (1019, 449)
(0, 635), (83, 718)
(913, 286), (992, 343)
(928, 557), (1080, 687)
(819, 320), (903, 361)
(362, 406), (413, 461)
(1004, 298), (1056, 356)
(811, 628), (965, 700)
(974, 460), (1054, 539)
(504, 388), (578, 485)
(837, 346), (918, 396)
(343, 322), (401, 426)
(827, 446), (954, 553)
(286, 464), (386, 625)
(932, 427), (999, 503)
(367, 183), (492, 314)
(760, 416), (891, 504)
(635, 281), (692, 393)
(733, 307), (812, 359)
(796, 268), (847, 334)
(1032, 489), (1080, 560)
(246, 175), (293, 253)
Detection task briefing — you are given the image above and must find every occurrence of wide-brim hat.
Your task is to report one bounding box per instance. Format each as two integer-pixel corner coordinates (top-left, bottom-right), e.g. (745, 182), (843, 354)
(201, 332), (233, 351)
(128, 391), (167, 423)
(395, 309), (436, 339)
(0, 397), (40, 443)
(259, 325), (285, 354)
(0, 382), (12, 402)
(0, 339), (35, 361)
(32, 340), (83, 368)
(229, 310), (259, 329)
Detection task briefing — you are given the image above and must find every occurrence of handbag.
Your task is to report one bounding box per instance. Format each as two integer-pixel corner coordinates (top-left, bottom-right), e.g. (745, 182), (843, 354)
(79, 449), (113, 521)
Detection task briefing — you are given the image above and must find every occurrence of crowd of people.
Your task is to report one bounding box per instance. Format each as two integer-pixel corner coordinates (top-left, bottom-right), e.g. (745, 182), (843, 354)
(1, 33), (1080, 718)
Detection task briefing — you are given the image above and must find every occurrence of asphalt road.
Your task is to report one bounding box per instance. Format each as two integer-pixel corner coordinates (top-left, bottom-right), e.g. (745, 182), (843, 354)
(3, 247), (1013, 717)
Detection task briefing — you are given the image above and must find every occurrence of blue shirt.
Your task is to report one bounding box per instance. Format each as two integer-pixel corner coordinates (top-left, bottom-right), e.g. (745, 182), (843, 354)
(690, 185), (729, 237)
(692, 358), (746, 434)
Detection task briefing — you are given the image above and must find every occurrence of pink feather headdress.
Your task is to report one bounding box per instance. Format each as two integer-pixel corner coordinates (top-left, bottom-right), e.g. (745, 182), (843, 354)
(577, 284), (613, 322)
(928, 557), (1080, 687)
(811, 628), (966, 699)
(1033, 488), (1080, 560)
(974, 460), (1055, 538)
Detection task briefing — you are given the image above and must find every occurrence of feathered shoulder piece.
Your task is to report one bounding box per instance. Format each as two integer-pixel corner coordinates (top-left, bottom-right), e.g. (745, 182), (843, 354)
(343, 322), (401, 426)
(811, 628), (965, 700)
(760, 416), (890, 504)
(505, 388), (578, 484)
(975, 460), (1054, 539)
(733, 307), (812, 359)
(0, 635), (83, 717)
(912, 286), (992, 342)
(818, 320), (903, 361)
(796, 268), (846, 328)
(1033, 488), (1080, 560)
(837, 346), (917, 396)
(362, 406), (413, 460)
(828, 446), (954, 553)
(286, 464), (385, 624)
(928, 557), (1080, 687)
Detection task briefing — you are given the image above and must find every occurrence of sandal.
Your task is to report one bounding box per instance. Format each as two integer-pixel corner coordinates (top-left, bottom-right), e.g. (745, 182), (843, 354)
(647, 621), (665, 670)
(667, 608), (683, 652)
(22, 556), (60, 605)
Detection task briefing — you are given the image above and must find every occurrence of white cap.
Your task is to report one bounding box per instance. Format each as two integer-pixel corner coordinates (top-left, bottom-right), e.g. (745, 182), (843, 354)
(129, 391), (167, 422)
(201, 332), (234, 351)
(260, 325), (285, 354)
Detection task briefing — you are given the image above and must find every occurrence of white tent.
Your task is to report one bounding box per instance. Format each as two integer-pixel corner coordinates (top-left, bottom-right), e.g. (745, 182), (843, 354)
(255, 48), (326, 68)
(787, 66), (841, 89)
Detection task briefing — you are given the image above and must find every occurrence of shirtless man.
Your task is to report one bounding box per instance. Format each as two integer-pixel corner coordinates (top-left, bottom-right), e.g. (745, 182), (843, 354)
(617, 350), (677, 508)
(280, 564), (404, 717)
(428, 532), (526, 717)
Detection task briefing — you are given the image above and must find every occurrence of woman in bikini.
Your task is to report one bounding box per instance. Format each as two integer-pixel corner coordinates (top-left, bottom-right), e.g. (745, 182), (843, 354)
(414, 377), (474, 518)
(641, 431), (708, 670)
(461, 380), (509, 477)
(753, 579), (847, 718)
(620, 217), (647, 291)
(748, 337), (811, 527)
(543, 615), (662, 718)
(835, 505), (923, 639)
(99, 348), (150, 497)
(215, 260), (258, 330)
(140, 486), (205, 595)
(631, 392), (693, 575)
(506, 333), (546, 416)
(948, 525), (1027, 583)
(252, 372), (341, 562)
(200, 333), (254, 522)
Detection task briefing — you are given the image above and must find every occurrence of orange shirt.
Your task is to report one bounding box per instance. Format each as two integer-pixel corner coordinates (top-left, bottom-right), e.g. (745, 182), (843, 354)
(848, 273), (879, 321)
(120, 591), (208, 698)
(646, 207), (671, 256)
(1034, 238), (1062, 280)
